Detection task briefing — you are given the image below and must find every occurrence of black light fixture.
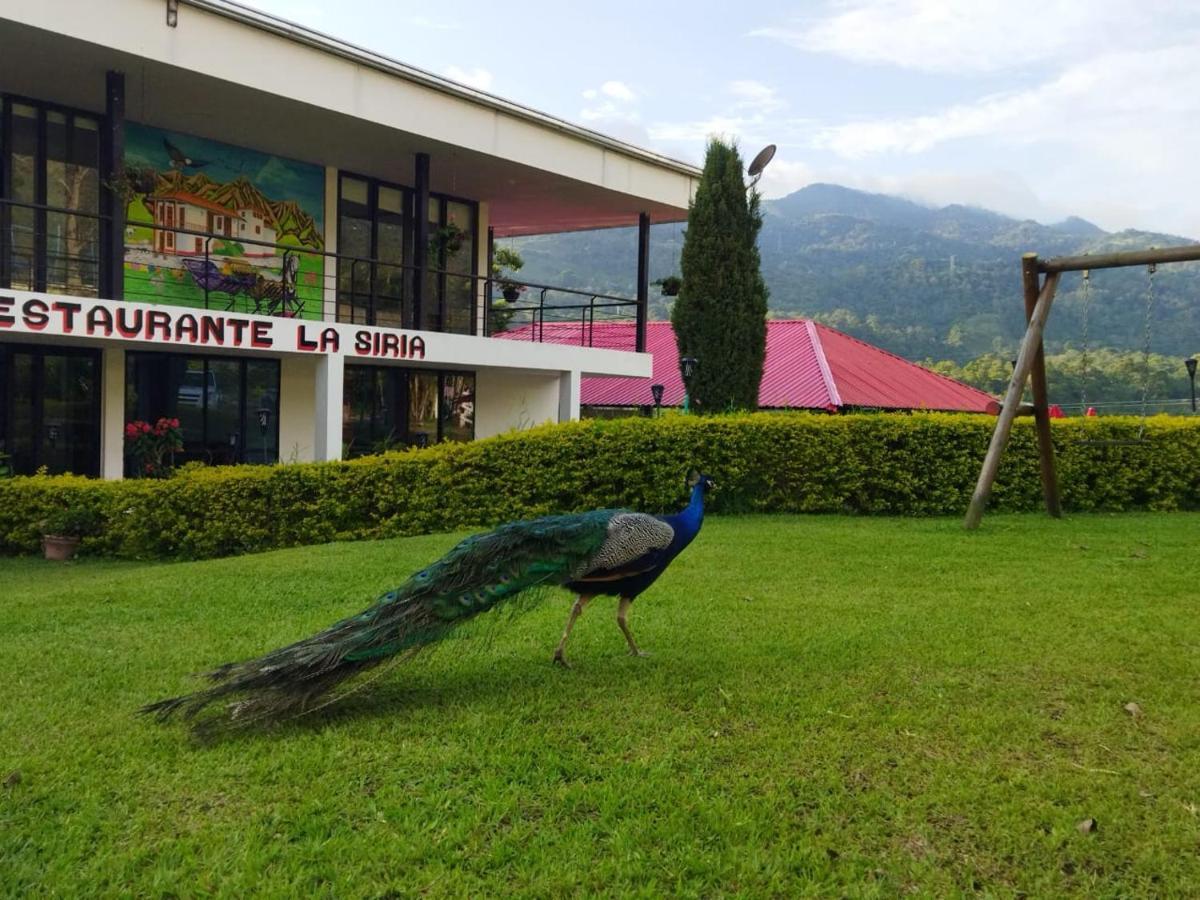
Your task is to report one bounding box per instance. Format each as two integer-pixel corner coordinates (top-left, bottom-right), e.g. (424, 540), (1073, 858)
(1186, 357), (1197, 412)
(650, 383), (664, 416)
(1010, 358), (1018, 372)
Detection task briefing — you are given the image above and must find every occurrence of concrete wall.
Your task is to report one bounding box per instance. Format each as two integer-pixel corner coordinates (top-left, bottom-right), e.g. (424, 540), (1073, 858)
(474, 369), (567, 439)
(278, 356), (317, 463)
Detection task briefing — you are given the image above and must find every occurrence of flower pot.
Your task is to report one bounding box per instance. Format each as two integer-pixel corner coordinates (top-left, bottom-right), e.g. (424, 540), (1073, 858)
(42, 534), (81, 561)
(502, 287), (520, 301)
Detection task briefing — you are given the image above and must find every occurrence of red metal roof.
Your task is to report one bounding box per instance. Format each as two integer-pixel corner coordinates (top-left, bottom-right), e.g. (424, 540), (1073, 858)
(499, 320), (998, 413)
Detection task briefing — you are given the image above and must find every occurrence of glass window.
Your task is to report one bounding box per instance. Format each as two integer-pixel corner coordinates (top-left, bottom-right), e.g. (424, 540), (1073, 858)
(2, 100), (101, 296)
(0, 344), (100, 476)
(337, 174), (411, 328)
(443, 201), (476, 335)
(408, 371), (438, 447)
(125, 352), (279, 470)
(440, 373), (475, 443)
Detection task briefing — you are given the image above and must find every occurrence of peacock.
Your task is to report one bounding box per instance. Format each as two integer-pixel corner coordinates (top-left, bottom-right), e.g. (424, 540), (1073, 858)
(142, 473), (714, 733)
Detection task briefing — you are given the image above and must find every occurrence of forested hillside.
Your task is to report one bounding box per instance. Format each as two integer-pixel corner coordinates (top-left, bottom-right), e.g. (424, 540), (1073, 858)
(510, 183), (1200, 369)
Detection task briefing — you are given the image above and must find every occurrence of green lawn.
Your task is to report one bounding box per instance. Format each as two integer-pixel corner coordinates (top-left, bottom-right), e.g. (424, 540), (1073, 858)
(4, 514), (1200, 896)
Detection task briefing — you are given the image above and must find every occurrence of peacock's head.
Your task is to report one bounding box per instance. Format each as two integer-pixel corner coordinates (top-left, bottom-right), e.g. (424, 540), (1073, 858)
(688, 471), (716, 495)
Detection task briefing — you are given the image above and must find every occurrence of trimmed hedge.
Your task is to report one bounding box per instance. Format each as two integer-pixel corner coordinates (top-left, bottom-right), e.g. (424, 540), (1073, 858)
(2, 412), (1199, 560)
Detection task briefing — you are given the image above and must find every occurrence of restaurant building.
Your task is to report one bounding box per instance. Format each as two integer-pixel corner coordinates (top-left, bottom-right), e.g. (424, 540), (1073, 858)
(0, 0), (693, 477)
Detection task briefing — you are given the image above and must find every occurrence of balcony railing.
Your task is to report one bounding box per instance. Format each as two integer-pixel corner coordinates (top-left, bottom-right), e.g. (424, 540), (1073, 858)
(1, 197), (643, 352)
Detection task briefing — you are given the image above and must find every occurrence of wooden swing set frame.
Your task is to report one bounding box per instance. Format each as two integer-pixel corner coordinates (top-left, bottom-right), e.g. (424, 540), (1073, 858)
(963, 244), (1200, 529)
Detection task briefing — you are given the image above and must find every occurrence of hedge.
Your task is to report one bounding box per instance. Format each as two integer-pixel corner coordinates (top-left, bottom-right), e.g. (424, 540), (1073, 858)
(2, 412), (1198, 560)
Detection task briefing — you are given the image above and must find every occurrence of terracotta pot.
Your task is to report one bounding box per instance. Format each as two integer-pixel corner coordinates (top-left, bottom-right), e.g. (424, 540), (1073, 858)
(42, 535), (81, 561)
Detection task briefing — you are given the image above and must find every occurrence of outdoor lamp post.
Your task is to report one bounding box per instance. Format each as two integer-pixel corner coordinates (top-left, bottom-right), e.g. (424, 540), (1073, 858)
(1186, 357), (1197, 412)
(650, 383), (664, 417)
(681, 357), (698, 413)
(256, 406), (271, 463)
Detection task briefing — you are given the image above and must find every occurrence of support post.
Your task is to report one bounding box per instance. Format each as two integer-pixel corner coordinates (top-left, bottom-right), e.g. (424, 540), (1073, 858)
(485, 225), (495, 336)
(103, 70), (125, 301)
(1022, 253), (1062, 518)
(964, 271), (1061, 529)
(313, 353), (345, 462)
(558, 369), (581, 423)
(411, 152), (430, 330)
(636, 212), (650, 352)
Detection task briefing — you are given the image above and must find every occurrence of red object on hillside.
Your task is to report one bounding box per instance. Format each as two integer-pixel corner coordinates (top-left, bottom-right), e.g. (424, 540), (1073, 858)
(1086, 407), (1098, 416)
(1049, 404), (1066, 418)
(498, 320), (1000, 413)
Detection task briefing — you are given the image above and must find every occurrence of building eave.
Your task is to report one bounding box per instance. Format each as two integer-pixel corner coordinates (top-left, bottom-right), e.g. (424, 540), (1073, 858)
(182, 0), (701, 181)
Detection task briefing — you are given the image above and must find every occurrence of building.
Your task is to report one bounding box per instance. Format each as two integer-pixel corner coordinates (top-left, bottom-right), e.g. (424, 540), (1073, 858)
(0, 0), (696, 478)
(500, 321), (998, 414)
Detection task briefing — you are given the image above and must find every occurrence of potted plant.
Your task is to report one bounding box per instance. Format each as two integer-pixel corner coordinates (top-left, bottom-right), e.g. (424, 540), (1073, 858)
(492, 246), (525, 302)
(428, 222), (467, 261)
(657, 275), (682, 297)
(125, 417), (184, 478)
(41, 506), (100, 561)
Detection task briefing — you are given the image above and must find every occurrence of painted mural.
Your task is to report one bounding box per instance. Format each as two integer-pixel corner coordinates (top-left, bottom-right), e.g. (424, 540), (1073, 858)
(122, 123), (326, 320)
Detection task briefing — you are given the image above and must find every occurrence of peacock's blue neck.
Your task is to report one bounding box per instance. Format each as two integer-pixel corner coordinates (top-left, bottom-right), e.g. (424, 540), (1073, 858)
(670, 482), (707, 544)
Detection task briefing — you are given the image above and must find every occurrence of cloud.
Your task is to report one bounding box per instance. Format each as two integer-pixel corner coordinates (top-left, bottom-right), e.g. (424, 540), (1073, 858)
(752, 0), (1194, 74)
(812, 44), (1200, 158)
(443, 66), (494, 91)
(728, 80), (785, 114)
(580, 81), (640, 123)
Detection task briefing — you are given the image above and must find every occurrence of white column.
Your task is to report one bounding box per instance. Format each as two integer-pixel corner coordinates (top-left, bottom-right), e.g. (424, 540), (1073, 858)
(99, 347), (125, 480)
(313, 353), (345, 461)
(558, 369), (581, 423)
(278, 355), (317, 463)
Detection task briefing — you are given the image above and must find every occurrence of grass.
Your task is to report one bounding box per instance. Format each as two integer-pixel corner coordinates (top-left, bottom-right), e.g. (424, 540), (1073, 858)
(3, 513), (1200, 897)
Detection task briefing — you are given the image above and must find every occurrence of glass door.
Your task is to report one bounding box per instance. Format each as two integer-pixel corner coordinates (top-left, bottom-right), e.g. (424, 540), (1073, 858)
(0, 344), (100, 476)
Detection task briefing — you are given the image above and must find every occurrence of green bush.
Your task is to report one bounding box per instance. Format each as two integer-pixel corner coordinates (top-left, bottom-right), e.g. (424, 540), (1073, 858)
(1, 413), (1197, 560)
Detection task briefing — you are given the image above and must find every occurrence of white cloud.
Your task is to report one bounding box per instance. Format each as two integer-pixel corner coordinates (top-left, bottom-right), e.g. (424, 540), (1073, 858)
(812, 44), (1200, 158)
(752, 0), (1193, 74)
(728, 80), (785, 114)
(600, 81), (637, 102)
(443, 66), (494, 91)
(580, 81), (640, 124)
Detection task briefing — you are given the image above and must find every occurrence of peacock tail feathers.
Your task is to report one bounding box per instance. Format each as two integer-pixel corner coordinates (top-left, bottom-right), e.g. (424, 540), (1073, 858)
(142, 508), (623, 734)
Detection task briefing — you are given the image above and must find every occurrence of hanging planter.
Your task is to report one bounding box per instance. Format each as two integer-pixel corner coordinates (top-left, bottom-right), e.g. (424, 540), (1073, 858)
(658, 275), (682, 297)
(502, 285), (522, 302)
(428, 222), (467, 260)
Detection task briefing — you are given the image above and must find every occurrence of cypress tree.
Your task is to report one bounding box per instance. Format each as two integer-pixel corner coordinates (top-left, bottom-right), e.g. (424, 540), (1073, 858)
(670, 139), (768, 412)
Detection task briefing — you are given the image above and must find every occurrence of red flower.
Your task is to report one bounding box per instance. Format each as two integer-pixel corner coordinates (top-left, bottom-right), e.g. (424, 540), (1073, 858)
(125, 423), (138, 439)
(141, 422), (152, 433)
(169, 418), (180, 429)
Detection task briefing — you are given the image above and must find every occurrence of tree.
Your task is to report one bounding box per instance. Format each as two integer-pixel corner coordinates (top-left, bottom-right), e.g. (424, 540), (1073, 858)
(670, 139), (768, 412)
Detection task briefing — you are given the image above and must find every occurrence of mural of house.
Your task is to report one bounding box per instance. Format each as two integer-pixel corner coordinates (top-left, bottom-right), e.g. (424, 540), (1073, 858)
(147, 191), (243, 255)
(234, 206), (277, 253)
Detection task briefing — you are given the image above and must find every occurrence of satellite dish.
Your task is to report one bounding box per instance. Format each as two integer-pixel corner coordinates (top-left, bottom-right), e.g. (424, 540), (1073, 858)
(747, 144), (777, 181)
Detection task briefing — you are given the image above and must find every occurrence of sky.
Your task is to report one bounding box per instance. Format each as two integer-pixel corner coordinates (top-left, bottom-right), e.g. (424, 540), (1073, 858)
(239, 0), (1200, 238)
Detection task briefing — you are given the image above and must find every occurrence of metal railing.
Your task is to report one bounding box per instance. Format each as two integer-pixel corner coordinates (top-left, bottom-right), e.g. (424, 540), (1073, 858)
(0, 197), (644, 351)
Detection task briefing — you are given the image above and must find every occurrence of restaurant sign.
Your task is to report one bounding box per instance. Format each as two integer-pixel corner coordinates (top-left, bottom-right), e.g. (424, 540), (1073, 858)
(0, 293), (426, 361)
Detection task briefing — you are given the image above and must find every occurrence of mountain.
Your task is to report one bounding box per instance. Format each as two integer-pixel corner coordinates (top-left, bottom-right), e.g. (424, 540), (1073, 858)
(512, 184), (1199, 363)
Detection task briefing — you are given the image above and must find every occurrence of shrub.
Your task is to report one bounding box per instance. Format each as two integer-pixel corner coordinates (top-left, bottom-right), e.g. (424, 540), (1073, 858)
(0, 413), (1197, 560)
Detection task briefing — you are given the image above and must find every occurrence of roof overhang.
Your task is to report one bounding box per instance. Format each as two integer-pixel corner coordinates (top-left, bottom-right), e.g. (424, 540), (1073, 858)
(0, 0), (699, 236)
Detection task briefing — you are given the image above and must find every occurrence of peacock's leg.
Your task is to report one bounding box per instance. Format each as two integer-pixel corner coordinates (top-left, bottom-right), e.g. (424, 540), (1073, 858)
(553, 595), (592, 667)
(617, 597), (649, 657)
